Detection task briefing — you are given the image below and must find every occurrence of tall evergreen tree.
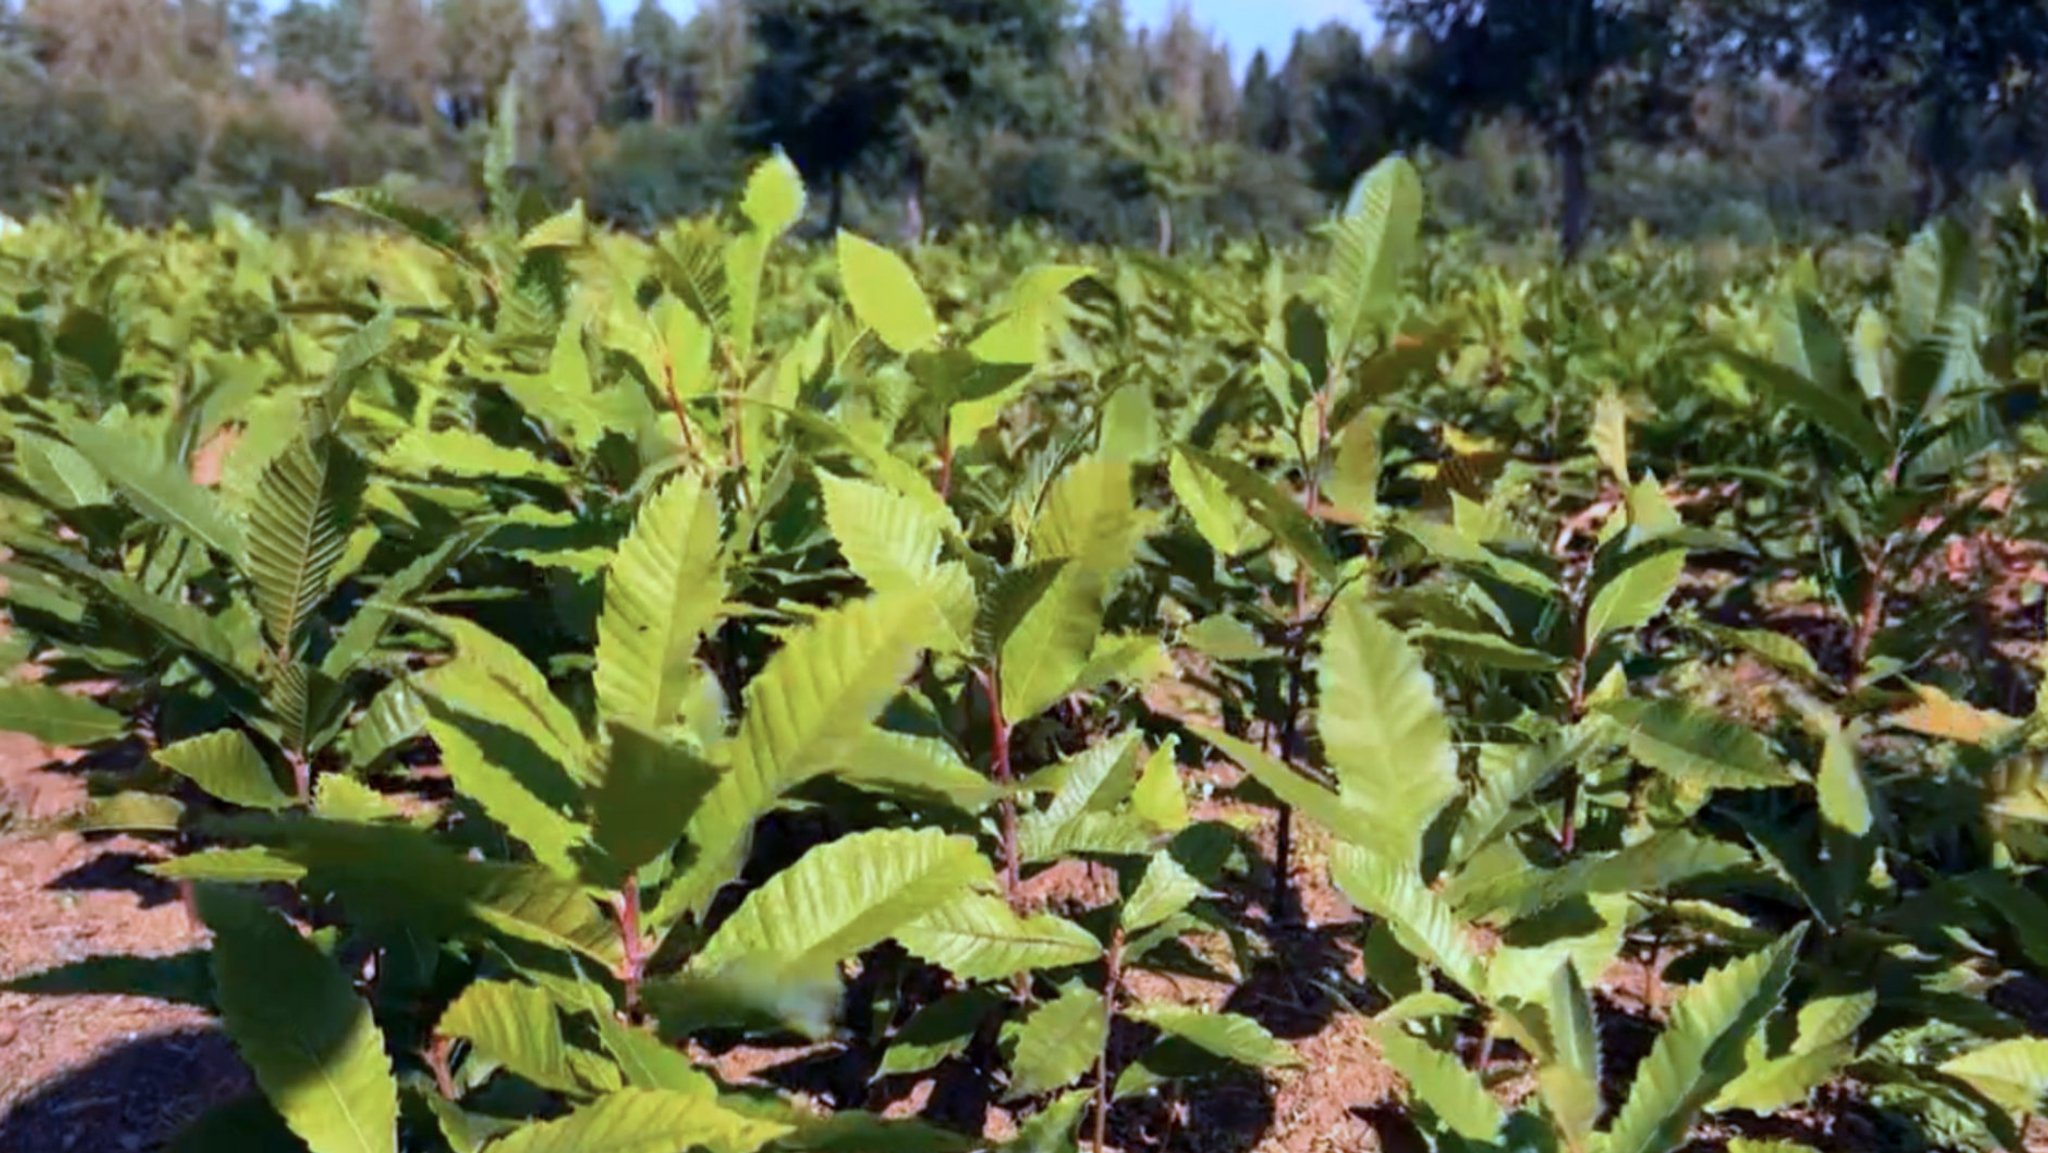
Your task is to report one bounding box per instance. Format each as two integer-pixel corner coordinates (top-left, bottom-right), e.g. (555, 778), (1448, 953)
(435, 0), (528, 128)
(1241, 49), (1289, 152)
(741, 0), (1071, 232)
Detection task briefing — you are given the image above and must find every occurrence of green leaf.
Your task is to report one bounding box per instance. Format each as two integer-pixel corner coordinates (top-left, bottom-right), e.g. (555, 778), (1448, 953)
(319, 188), (482, 272)
(1719, 346), (1891, 471)
(438, 980), (580, 1095)
(1938, 1038), (2048, 1118)
(1122, 851), (1207, 933)
(1453, 831), (1751, 923)
(313, 776), (400, 823)
(1168, 448), (1260, 556)
(1030, 455), (1149, 576)
(898, 894), (1102, 980)
(246, 434), (366, 653)
(1000, 1089), (1090, 1153)
(1005, 983), (1106, 1099)
(343, 680), (427, 773)
(150, 847), (306, 884)
(594, 473), (727, 731)
(837, 232), (939, 354)
(421, 616), (589, 783)
(1179, 447), (1336, 582)
(1130, 739), (1188, 834)
(198, 886), (398, 1153)
(1603, 929), (1804, 1153)
(819, 472), (972, 649)
(17, 431), (109, 508)
(1192, 725), (1383, 850)
(659, 592), (942, 923)
(486, 1089), (790, 1153)
(597, 1015), (719, 1095)
(1126, 1004), (1298, 1068)
(157, 730), (292, 810)
(1713, 992), (1872, 1114)
(1370, 1024), (1500, 1141)
(998, 562), (1103, 722)
(1584, 547), (1684, 648)
(1019, 731), (1143, 834)
(1814, 716), (1873, 837)
(1592, 391), (1630, 485)
(1331, 844), (1487, 997)
(740, 150), (806, 237)
(881, 990), (996, 1078)
(1697, 624), (1826, 684)
(832, 730), (1003, 812)
(690, 828), (992, 983)
(1537, 961), (1603, 1145)
(520, 201), (589, 250)
(74, 792), (185, 832)
(0, 684), (126, 747)
(322, 532), (474, 680)
(427, 708), (589, 877)
(587, 723), (720, 880)
(1319, 591), (1459, 850)
(1602, 699), (1798, 790)
(236, 818), (621, 967)
(383, 428), (566, 484)
(1451, 740), (1581, 866)
(1327, 154), (1424, 365)
(1327, 407), (1388, 521)
(64, 417), (246, 558)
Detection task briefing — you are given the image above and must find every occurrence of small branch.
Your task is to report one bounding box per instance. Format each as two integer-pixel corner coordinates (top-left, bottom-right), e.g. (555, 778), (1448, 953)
(975, 666), (1021, 908)
(426, 1035), (457, 1100)
(617, 882), (645, 1016)
(286, 749), (311, 804)
(1093, 926), (1126, 1153)
(1847, 542), (1891, 693)
(937, 427), (954, 499)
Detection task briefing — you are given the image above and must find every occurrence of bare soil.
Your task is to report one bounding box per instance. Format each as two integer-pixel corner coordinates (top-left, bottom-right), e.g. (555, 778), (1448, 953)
(0, 731), (249, 1153)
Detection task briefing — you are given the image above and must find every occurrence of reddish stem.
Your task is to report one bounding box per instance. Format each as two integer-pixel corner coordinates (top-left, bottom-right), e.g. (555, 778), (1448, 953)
(1093, 926), (1125, 1153)
(287, 750), (311, 804)
(1848, 562), (1888, 693)
(1560, 646), (1588, 854)
(938, 415), (954, 498)
(426, 1035), (457, 1099)
(618, 882), (645, 1015)
(976, 666), (1021, 908)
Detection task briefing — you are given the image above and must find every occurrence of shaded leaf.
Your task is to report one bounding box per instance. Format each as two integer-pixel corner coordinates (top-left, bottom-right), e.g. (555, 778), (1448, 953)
(199, 886), (397, 1153)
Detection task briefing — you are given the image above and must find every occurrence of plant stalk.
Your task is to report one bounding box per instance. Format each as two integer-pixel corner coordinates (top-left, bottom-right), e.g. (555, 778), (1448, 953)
(286, 749), (311, 804)
(937, 413), (954, 498)
(1093, 926), (1125, 1153)
(618, 882), (644, 1015)
(1847, 544), (1890, 693)
(977, 666), (1021, 908)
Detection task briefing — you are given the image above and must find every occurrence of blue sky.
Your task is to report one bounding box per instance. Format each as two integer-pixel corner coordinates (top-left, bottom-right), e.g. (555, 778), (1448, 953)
(612, 2), (1374, 68)
(1126, 0), (1372, 64)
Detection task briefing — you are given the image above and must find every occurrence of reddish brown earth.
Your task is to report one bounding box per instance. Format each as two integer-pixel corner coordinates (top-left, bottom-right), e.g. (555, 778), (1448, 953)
(0, 696), (2042, 1151)
(0, 732), (249, 1153)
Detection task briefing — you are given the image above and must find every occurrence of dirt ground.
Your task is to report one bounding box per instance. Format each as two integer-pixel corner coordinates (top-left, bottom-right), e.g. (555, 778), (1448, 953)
(0, 718), (2042, 1152)
(0, 731), (249, 1153)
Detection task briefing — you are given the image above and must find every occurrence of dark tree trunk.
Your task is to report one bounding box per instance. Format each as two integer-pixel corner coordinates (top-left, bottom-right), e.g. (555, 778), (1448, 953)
(901, 152), (926, 246)
(1156, 199), (1173, 257)
(1556, 124), (1592, 261)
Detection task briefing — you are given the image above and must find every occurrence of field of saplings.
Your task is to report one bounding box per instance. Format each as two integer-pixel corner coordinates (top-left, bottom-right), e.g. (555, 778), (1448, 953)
(2, 130), (2047, 1153)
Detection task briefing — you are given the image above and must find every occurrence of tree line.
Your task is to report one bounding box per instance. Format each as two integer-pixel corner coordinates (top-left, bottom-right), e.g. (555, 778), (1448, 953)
(3, 0), (2048, 252)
